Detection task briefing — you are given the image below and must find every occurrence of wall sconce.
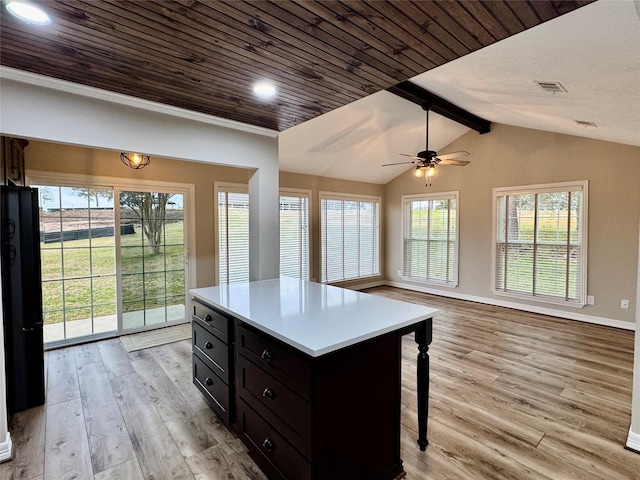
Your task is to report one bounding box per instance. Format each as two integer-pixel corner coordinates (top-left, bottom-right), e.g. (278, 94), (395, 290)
(120, 152), (150, 169)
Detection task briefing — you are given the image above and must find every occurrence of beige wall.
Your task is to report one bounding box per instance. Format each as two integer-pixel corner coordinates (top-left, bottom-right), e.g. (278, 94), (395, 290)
(280, 172), (385, 287)
(26, 129), (639, 324)
(25, 140), (253, 288)
(385, 124), (640, 325)
(24, 142), (387, 290)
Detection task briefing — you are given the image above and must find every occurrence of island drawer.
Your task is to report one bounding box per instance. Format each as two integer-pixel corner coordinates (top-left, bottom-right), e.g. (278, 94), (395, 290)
(236, 323), (312, 400)
(193, 322), (230, 384)
(238, 398), (312, 480)
(192, 298), (229, 342)
(237, 354), (312, 459)
(193, 354), (230, 425)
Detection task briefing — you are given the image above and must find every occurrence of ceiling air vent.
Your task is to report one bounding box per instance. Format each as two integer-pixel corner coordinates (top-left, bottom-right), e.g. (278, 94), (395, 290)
(534, 81), (567, 93)
(574, 119), (597, 128)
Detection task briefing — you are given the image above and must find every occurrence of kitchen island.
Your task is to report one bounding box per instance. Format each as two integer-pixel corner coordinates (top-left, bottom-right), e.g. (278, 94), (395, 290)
(191, 278), (438, 480)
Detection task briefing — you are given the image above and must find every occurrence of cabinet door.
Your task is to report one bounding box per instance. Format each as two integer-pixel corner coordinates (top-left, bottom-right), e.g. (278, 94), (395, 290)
(236, 354), (312, 459)
(193, 322), (230, 384)
(192, 354), (230, 424)
(192, 299), (230, 342)
(238, 399), (312, 480)
(236, 323), (312, 400)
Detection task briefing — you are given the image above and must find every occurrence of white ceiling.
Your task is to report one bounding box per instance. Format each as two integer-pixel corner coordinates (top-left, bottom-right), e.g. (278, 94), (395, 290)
(279, 0), (640, 185)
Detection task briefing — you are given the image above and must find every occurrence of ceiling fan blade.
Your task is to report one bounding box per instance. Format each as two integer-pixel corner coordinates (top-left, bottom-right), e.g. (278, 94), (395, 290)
(381, 160), (417, 166)
(399, 153), (423, 160)
(438, 158), (471, 166)
(436, 150), (470, 161)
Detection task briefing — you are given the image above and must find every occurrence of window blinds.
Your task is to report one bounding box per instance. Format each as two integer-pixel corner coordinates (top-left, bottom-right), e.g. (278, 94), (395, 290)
(218, 190), (250, 284)
(320, 195), (380, 283)
(280, 193), (309, 279)
(494, 183), (586, 305)
(402, 194), (458, 285)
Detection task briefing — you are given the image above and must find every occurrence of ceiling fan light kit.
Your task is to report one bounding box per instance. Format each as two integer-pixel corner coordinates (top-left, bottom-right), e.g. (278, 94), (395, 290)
(382, 108), (471, 187)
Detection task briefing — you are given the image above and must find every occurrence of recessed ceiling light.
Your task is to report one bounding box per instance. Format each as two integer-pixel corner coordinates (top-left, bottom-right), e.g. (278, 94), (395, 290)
(6, 1), (51, 25)
(253, 81), (277, 100)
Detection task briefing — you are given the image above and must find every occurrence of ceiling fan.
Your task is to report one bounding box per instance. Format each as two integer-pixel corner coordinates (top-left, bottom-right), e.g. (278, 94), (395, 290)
(382, 108), (471, 186)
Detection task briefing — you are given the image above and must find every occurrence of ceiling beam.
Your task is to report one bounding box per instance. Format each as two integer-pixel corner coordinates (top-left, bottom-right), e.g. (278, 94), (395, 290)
(387, 81), (491, 134)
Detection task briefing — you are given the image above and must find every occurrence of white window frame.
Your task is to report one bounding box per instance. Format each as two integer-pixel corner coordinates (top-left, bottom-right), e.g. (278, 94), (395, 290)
(492, 180), (588, 308)
(280, 188), (311, 280)
(401, 191), (459, 287)
(214, 182), (249, 285)
(319, 191), (381, 284)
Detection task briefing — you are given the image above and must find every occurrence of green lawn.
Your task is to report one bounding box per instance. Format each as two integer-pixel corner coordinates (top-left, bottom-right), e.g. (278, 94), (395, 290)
(41, 222), (185, 324)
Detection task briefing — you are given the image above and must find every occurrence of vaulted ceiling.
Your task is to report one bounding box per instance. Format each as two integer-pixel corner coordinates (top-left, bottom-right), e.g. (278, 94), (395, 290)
(0, 0), (593, 132)
(279, 0), (640, 184)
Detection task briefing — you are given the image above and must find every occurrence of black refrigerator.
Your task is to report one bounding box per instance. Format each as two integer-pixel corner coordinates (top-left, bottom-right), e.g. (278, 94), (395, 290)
(1, 185), (45, 413)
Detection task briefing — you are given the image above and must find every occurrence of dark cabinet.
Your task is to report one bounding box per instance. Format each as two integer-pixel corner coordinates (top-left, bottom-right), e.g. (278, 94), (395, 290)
(192, 296), (405, 480)
(191, 298), (234, 425)
(236, 322), (403, 480)
(1, 185), (45, 413)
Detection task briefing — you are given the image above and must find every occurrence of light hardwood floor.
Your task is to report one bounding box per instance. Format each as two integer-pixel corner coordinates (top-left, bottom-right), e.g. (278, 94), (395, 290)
(2, 286), (638, 480)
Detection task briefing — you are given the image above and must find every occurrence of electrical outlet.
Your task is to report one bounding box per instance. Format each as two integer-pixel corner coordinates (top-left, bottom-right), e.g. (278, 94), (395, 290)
(397, 269), (402, 277)
(586, 295), (595, 305)
(621, 299), (630, 309)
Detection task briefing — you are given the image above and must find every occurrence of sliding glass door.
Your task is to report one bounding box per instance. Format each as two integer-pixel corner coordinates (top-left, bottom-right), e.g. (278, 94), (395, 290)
(120, 191), (185, 332)
(38, 186), (117, 344)
(34, 180), (189, 347)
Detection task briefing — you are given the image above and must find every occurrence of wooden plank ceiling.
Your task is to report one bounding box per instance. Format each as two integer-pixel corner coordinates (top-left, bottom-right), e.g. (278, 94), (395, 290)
(0, 1), (593, 131)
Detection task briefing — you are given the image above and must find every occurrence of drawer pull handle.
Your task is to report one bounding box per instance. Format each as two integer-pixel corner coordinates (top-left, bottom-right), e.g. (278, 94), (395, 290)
(261, 349), (273, 363)
(204, 341), (213, 350)
(204, 314), (213, 322)
(262, 438), (275, 452)
(262, 387), (275, 400)
(205, 377), (213, 386)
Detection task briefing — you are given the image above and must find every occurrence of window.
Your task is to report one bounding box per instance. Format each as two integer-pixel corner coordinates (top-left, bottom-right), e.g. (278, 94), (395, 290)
(402, 192), (458, 286)
(217, 185), (249, 284)
(493, 181), (587, 306)
(280, 190), (310, 279)
(320, 192), (380, 283)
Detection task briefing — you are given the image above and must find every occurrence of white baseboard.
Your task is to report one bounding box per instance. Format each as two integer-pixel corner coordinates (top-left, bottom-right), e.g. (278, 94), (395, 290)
(627, 429), (640, 453)
(349, 280), (387, 291)
(385, 281), (636, 331)
(0, 433), (13, 463)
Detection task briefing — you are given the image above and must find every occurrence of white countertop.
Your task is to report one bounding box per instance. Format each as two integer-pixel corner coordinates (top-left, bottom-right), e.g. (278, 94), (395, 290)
(190, 278), (438, 357)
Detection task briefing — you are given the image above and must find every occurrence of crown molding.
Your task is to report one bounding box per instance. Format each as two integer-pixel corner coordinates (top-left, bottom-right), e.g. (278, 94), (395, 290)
(0, 67), (279, 138)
